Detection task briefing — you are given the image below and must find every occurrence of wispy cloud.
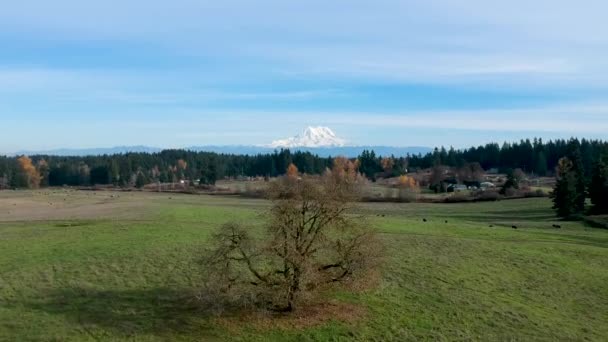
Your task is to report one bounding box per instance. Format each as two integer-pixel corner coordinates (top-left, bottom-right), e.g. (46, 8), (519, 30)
(329, 108), (608, 133)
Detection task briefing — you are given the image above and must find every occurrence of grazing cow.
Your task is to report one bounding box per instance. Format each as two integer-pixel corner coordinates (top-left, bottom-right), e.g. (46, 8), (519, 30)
(512, 225), (518, 229)
(489, 225), (494, 227)
(553, 224), (562, 229)
(445, 220), (448, 224)
(422, 218), (427, 222)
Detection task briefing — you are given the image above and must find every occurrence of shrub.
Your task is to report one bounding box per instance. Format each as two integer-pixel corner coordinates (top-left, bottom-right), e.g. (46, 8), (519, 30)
(474, 190), (501, 201)
(524, 189), (547, 198)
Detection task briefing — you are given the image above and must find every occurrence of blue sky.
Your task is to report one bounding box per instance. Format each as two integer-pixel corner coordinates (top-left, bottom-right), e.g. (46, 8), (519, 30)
(1, 0), (608, 152)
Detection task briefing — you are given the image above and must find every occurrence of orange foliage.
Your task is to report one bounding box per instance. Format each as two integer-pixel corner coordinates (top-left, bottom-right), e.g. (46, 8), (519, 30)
(331, 156), (359, 181)
(397, 175), (418, 190)
(381, 157), (394, 172)
(177, 159), (188, 170)
(18, 156), (41, 189)
(286, 163), (299, 178)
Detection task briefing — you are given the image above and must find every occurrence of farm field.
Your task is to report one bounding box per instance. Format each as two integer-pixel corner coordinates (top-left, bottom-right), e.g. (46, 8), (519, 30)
(1, 190), (607, 341)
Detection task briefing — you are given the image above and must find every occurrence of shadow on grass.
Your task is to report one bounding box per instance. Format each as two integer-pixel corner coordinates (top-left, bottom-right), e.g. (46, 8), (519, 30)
(464, 207), (556, 221)
(17, 287), (220, 338)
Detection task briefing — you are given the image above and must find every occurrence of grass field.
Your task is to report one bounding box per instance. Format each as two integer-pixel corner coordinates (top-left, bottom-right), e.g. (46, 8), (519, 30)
(1, 190), (607, 341)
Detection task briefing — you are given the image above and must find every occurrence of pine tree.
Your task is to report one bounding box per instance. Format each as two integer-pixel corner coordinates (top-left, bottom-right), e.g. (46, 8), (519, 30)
(135, 172), (146, 189)
(110, 160), (121, 185)
(500, 169), (519, 195)
(358, 150), (381, 179)
(10, 164), (28, 189)
(551, 156), (586, 218)
(589, 158), (608, 214)
(535, 151), (548, 176)
(570, 143), (588, 212)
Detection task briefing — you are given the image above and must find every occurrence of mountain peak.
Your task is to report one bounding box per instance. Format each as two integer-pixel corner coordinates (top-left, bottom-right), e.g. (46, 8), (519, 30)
(270, 126), (347, 148)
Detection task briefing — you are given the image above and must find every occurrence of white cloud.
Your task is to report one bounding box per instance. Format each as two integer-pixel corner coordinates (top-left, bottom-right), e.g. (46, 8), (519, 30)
(1, 1), (607, 87)
(292, 105), (608, 133)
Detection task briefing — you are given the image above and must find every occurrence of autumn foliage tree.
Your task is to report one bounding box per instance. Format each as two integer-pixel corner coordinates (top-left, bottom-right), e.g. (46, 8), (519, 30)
(37, 159), (50, 187)
(397, 175), (418, 188)
(396, 175), (419, 202)
(17, 156), (41, 189)
(286, 163), (299, 179)
(381, 157), (395, 177)
(202, 157), (378, 312)
(176, 159), (188, 180)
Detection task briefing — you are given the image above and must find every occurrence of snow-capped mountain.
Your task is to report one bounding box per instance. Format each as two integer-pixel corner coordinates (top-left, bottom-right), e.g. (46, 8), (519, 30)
(270, 126), (346, 148)
(10, 126), (432, 157)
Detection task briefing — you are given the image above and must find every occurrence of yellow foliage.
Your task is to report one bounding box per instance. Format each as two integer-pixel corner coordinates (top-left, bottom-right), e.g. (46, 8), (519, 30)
(18, 156), (41, 189)
(381, 157), (394, 172)
(177, 159), (188, 170)
(397, 175), (418, 190)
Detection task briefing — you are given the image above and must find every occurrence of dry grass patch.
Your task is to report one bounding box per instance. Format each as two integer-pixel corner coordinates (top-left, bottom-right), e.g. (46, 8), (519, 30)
(214, 299), (367, 332)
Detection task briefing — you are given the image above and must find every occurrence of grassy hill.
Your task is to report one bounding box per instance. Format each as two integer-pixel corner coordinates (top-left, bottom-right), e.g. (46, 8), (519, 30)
(0, 191), (607, 341)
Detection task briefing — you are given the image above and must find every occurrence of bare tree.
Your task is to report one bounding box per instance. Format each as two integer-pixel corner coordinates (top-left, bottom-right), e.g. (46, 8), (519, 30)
(202, 160), (379, 312)
(429, 165), (447, 192)
(456, 162), (485, 183)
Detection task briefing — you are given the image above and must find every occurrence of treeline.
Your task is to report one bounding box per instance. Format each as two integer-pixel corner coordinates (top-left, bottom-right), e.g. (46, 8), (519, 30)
(1, 138), (607, 190)
(0, 149), (331, 189)
(348, 138), (608, 182)
(407, 138), (608, 177)
(550, 141), (608, 218)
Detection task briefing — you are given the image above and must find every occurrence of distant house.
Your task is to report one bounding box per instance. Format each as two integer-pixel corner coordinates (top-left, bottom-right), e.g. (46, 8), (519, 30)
(447, 184), (468, 192)
(463, 180), (481, 189)
(480, 182), (496, 189)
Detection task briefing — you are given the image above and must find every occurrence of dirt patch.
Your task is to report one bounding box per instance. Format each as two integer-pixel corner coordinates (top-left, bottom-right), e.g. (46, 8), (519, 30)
(214, 300), (366, 332)
(344, 269), (382, 293)
(0, 190), (150, 222)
